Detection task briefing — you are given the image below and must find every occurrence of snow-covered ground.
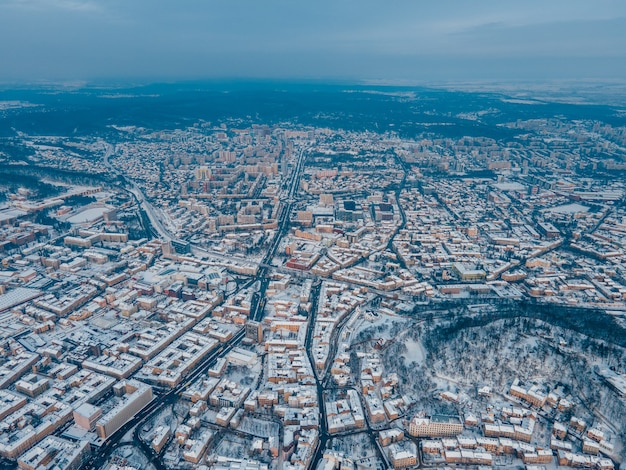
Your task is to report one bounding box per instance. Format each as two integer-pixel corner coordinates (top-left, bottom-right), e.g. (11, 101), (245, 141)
(401, 337), (426, 367)
(66, 206), (111, 223)
(545, 203), (589, 214)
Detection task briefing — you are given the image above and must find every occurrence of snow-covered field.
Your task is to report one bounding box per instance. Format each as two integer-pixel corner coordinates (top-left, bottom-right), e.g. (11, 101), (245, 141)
(401, 337), (426, 367)
(66, 206), (110, 223)
(545, 203), (589, 214)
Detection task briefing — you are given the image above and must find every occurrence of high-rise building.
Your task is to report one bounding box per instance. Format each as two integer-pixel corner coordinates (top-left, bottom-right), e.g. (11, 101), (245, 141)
(95, 380), (153, 440)
(245, 320), (263, 343)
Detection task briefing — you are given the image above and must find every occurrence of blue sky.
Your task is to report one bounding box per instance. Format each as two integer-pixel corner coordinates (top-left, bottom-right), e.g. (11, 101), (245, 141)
(1, 0), (625, 83)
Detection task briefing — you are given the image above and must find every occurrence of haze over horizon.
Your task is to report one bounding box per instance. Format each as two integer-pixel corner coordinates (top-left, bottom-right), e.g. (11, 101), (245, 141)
(1, 0), (625, 84)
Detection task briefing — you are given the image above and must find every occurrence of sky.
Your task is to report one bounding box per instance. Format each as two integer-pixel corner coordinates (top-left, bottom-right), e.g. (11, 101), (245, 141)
(0, 0), (625, 84)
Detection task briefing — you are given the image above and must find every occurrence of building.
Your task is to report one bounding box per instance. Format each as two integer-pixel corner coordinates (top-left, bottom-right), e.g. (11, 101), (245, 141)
(245, 320), (263, 343)
(522, 449), (553, 464)
(171, 239), (191, 254)
(227, 347), (258, 367)
(582, 439), (600, 455)
(553, 422), (568, 439)
(209, 456), (268, 470)
(196, 166), (212, 180)
(95, 380), (153, 440)
(537, 222), (560, 239)
(379, 429), (404, 447)
(509, 381), (547, 407)
(0, 351), (39, 389)
(152, 426), (171, 454)
(452, 263), (486, 282)
(0, 390), (27, 420)
(0, 396), (73, 459)
(138, 332), (219, 387)
(73, 403), (102, 431)
(183, 430), (214, 463)
(209, 379), (251, 408)
(388, 443), (418, 469)
(17, 436), (90, 470)
(408, 415), (463, 437)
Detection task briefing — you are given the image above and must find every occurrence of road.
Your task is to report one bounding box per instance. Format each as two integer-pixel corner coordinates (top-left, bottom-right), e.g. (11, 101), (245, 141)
(84, 329), (245, 470)
(386, 150), (409, 269)
(75, 134), (625, 469)
(86, 143), (307, 468)
(102, 143), (172, 241)
(303, 277), (395, 470)
(103, 142), (303, 270)
(304, 281), (332, 468)
(248, 144), (308, 322)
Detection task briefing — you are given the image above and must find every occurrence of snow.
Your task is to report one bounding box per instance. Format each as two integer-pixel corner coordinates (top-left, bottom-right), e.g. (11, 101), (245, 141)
(109, 444), (156, 470)
(328, 432), (380, 463)
(494, 182), (526, 191)
(402, 337), (426, 366)
(352, 310), (407, 342)
(223, 361), (262, 388)
(67, 206), (110, 223)
(546, 203), (589, 214)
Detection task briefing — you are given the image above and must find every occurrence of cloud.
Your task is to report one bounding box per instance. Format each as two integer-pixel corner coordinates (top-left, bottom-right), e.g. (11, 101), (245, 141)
(446, 17), (626, 58)
(2, 0), (103, 13)
(0, 0), (625, 82)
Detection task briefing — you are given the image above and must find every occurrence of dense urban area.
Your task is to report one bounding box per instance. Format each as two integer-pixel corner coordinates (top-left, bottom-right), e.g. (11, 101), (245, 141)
(0, 83), (625, 470)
